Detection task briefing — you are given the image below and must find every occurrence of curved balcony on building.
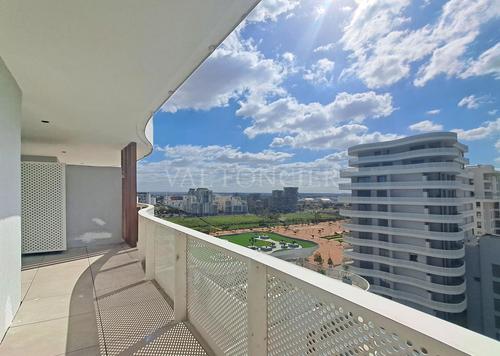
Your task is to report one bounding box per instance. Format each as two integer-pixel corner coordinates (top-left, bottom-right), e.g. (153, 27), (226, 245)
(343, 223), (469, 242)
(338, 196), (474, 206)
(368, 285), (467, 314)
(340, 162), (465, 178)
(344, 251), (465, 277)
(349, 266), (466, 295)
(348, 147), (467, 165)
(344, 235), (465, 259)
(340, 209), (473, 224)
(339, 181), (474, 191)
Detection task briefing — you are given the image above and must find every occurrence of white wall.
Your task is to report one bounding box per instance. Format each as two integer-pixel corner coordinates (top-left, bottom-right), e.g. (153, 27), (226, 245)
(66, 165), (122, 248)
(0, 58), (22, 339)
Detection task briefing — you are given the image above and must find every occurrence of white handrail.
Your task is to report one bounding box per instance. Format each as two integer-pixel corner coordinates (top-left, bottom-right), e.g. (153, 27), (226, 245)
(138, 205), (500, 355)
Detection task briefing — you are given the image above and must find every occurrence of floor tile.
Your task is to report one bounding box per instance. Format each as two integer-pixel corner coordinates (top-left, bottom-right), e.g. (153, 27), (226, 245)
(13, 293), (95, 326)
(0, 312), (100, 356)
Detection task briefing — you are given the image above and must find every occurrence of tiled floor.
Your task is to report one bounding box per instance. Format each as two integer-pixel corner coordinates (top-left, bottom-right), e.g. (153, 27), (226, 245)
(0, 244), (209, 356)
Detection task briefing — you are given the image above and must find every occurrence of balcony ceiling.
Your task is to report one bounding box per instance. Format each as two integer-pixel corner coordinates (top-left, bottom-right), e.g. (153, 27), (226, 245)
(0, 0), (259, 166)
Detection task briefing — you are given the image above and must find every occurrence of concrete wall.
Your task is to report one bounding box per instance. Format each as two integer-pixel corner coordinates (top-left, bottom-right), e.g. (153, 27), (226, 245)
(66, 165), (122, 248)
(0, 58), (22, 338)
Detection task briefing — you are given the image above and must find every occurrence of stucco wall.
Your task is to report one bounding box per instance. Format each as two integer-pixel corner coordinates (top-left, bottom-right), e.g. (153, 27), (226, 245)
(66, 165), (122, 248)
(0, 58), (22, 338)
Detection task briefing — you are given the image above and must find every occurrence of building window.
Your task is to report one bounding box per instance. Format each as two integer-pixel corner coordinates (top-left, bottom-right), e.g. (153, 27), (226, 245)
(477, 222), (482, 229)
(496, 316), (500, 329)
(493, 281), (500, 295)
(476, 202), (481, 207)
(377, 175), (387, 182)
(492, 264), (500, 278)
(494, 299), (500, 312)
(410, 254), (418, 262)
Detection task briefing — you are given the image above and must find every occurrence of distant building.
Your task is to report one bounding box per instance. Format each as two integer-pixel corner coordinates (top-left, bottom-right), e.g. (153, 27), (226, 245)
(467, 165), (500, 236)
(137, 192), (155, 205)
(340, 132), (474, 324)
(270, 187), (299, 213)
(466, 234), (500, 340)
(215, 195), (248, 215)
(246, 193), (269, 214)
(184, 188), (217, 216)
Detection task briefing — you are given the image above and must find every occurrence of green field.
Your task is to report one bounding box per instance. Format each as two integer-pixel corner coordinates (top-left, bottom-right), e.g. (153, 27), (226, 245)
(163, 211), (340, 234)
(219, 232), (316, 248)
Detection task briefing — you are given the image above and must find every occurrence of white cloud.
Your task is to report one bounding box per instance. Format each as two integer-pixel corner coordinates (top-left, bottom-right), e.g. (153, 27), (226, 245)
(340, 0), (500, 88)
(457, 94), (489, 109)
(313, 43), (336, 53)
(489, 109), (498, 116)
(303, 58), (335, 85)
(138, 145), (347, 193)
(246, 0), (300, 23)
(238, 91), (395, 139)
(461, 42), (500, 79)
(426, 109), (441, 115)
(282, 52), (295, 62)
(161, 33), (286, 113)
(409, 120), (443, 132)
(270, 124), (401, 150)
(452, 118), (500, 140)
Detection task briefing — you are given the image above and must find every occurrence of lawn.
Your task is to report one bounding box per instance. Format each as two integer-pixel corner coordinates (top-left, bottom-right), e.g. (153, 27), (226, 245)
(164, 211), (340, 233)
(219, 232), (316, 248)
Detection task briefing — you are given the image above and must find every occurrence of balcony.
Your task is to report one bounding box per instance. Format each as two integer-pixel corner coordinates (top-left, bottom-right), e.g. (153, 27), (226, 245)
(340, 162), (465, 177)
(135, 205), (499, 355)
(344, 235), (465, 259)
(348, 147), (465, 165)
(349, 266), (467, 295)
(340, 208), (473, 224)
(343, 223), (468, 242)
(339, 180), (474, 191)
(344, 251), (465, 277)
(339, 195), (475, 206)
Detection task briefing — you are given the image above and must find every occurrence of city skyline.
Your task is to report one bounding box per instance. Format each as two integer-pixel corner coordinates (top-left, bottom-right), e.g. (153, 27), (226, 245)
(138, 0), (500, 193)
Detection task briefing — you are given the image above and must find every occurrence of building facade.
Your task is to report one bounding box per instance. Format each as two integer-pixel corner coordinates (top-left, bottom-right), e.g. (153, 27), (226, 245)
(339, 132), (474, 324)
(215, 195), (248, 215)
(184, 188), (217, 216)
(467, 165), (500, 236)
(466, 235), (500, 340)
(270, 187), (299, 213)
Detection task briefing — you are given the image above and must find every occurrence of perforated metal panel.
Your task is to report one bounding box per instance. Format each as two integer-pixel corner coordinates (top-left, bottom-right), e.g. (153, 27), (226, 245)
(187, 238), (248, 355)
(21, 162), (66, 253)
(267, 273), (431, 356)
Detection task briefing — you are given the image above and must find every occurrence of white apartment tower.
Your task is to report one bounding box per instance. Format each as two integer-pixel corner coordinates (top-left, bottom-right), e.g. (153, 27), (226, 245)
(467, 165), (500, 236)
(340, 132), (474, 324)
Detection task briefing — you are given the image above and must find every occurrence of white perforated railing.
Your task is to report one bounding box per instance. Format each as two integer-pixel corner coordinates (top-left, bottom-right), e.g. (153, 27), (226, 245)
(138, 205), (500, 355)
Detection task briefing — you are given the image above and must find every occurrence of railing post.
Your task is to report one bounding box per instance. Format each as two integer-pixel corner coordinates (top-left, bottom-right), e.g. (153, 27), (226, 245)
(144, 220), (156, 280)
(174, 232), (187, 321)
(247, 260), (268, 356)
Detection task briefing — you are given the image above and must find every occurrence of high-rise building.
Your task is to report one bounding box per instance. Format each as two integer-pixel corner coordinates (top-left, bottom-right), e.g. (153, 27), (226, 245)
(271, 189), (284, 212)
(467, 165), (500, 236)
(215, 195), (248, 214)
(339, 132), (474, 324)
(184, 188), (217, 216)
(465, 234), (500, 340)
(283, 187), (299, 212)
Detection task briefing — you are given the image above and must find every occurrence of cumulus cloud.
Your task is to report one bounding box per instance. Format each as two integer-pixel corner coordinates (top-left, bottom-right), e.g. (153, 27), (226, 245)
(340, 0), (500, 88)
(409, 120), (444, 132)
(461, 42), (500, 79)
(161, 33), (286, 113)
(246, 0), (300, 23)
(238, 91), (395, 139)
(452, 118), (500, 140)
(270, 124), (401, 150)
(303, 58), (335, 85)
(457, 94), (489, 109)
(426, 109), (441, 115)
(138, 145), (346, 192)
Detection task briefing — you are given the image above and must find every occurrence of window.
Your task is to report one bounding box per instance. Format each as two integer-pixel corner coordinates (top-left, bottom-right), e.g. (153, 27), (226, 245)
(377, 175), (387, 182)
(410, 254), (418, 262)
(494, 299), (500, 312)
(493, 281), (500, 295)
(492, 264), (500, 278)
(476, 202), (481, 207)
(477, 222), (482, 229)
(496, 316), (500, 329)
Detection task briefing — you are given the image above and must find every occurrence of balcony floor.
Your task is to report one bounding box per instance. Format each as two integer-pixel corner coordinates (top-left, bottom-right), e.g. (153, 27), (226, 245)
(0, 244), (209, 356)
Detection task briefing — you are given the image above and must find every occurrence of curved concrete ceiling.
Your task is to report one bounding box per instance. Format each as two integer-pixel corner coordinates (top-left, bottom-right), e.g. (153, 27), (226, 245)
(0, 0), (259, 166)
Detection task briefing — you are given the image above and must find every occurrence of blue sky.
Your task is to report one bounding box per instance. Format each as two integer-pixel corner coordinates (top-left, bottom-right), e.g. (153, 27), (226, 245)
(138, 0), (500, 193)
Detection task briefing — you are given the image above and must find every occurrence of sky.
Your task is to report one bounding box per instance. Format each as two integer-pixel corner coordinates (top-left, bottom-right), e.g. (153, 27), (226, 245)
(138, 0), (500, 193)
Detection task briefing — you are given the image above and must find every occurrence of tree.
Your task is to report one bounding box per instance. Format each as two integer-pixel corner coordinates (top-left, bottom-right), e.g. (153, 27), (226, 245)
(313, 253), (323, 265)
